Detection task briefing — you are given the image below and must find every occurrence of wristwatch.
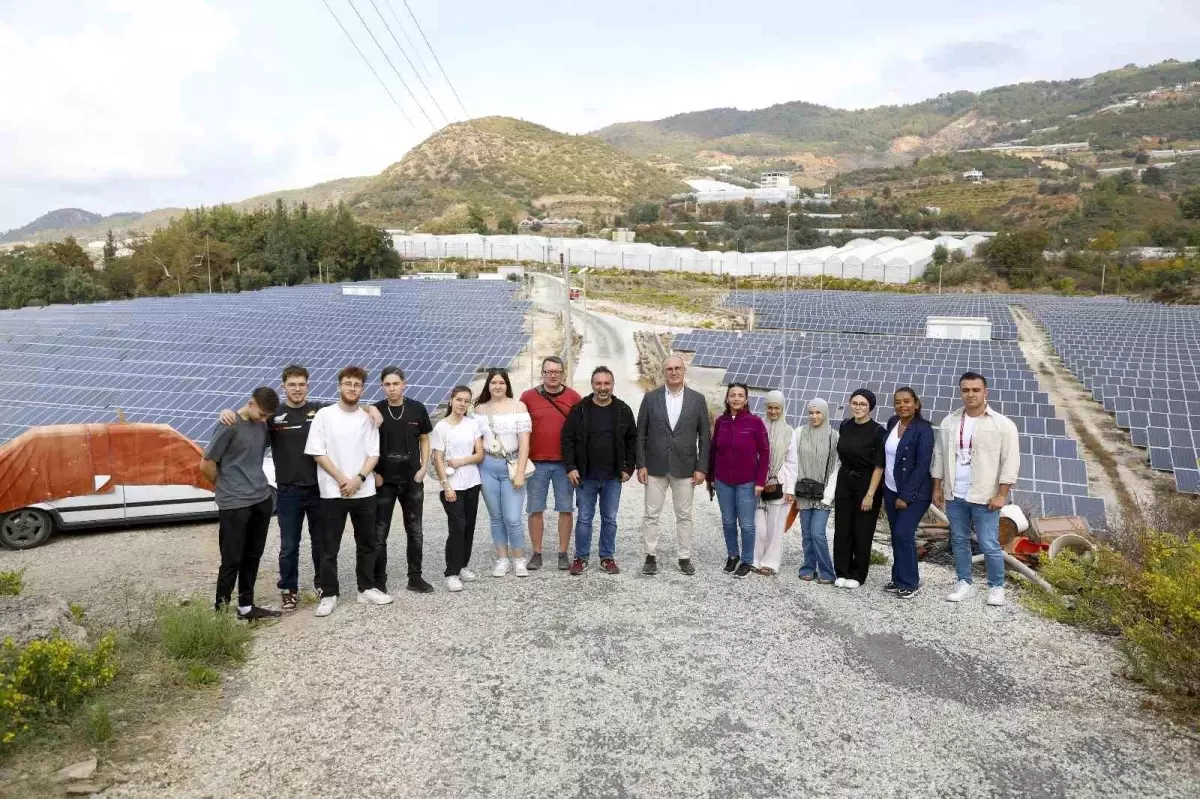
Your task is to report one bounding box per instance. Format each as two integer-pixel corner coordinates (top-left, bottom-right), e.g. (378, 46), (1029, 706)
(357, 473), (369, 482)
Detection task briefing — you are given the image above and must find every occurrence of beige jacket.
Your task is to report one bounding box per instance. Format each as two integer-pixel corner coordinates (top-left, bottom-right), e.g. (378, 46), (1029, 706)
(931, 405), (1020, 504)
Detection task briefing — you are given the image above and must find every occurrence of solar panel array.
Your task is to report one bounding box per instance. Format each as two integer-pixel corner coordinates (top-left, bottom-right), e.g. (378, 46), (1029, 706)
(674, 329), (1107, 529)
(1018, 296), (1200, 495)
(722, 290), (1019, 340)
(0, 280), (530, 445)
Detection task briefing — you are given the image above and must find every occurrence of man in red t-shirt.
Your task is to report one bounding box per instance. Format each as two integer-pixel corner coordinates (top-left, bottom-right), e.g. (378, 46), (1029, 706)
(519, 356), (582, 570)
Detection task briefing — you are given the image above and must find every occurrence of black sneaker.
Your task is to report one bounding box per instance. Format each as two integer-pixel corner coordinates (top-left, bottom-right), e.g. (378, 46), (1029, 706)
(642, 555), (658, 575)
(724, 557), (739, 574)
(281, 591), (298, 612)
(897, 586), (920, 600)
(678, 559), (695, 576)
(733, 563), (753, 579)
(527, 552), (543, 570)
(407, 576), (435, 594)
(237, 605), (282, 622)
(883, 581), (899, 593)
(558, 552), (571, 570)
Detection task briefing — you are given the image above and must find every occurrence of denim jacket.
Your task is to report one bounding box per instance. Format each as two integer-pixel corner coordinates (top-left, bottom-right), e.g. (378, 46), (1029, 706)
(884, 415), (934, 504)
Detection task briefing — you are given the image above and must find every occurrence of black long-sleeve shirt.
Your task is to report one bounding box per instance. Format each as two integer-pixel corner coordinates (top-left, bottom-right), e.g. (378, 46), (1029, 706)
(836, 418), (885, 481)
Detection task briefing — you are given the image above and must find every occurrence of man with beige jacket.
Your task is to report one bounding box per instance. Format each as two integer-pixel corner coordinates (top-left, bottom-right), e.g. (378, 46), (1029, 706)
(931, 371), (1020, 607)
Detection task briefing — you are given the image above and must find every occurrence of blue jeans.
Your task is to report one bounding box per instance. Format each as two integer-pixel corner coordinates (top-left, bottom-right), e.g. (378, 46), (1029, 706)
(275, 482), (323, 592)
(946, 498), (1005, 588)
(714, 481), (756, 564)
(884, 488), (929, 592)
(798, 506), (834, 581)
(526, 461), (574, 514)
(574, 478), (621, 560)
(480, 455), (525, 552)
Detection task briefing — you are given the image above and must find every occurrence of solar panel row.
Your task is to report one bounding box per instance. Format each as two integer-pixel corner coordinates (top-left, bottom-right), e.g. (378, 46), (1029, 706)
(0, 280), (531, 446)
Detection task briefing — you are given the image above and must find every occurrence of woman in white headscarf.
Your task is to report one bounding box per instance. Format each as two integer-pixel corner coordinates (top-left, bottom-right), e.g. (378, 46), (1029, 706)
(752, 390), (796, 576)
(792, 398), (840, 583)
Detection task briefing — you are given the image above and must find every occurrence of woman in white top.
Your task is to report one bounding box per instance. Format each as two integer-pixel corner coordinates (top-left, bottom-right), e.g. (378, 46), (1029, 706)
(474, 368), (532, 577)
(753, 390), (796, 576)
(431, 385), (485, 593)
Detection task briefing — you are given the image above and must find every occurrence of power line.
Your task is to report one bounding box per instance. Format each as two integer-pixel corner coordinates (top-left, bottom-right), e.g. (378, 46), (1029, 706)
(400, 0), (470, 121)
(344, 0), (440, 133)
(382, 0), (435, 86)
(366, 0), (451, 126)
(319, 0), (422, 135)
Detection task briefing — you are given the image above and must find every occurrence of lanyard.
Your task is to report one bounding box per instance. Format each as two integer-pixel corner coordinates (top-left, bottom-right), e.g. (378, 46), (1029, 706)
(958, 413), (973, 453)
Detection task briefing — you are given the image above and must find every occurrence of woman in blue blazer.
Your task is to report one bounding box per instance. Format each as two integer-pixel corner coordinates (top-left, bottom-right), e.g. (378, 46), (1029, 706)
(882, 387), (934, 599)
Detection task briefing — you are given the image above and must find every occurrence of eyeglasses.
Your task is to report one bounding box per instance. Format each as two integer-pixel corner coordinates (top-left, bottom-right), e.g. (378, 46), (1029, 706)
(542, 369), (563, 376)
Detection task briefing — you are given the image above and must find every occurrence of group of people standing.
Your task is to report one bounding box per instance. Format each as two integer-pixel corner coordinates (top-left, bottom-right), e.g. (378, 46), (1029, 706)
(200, 353), (1020, 621)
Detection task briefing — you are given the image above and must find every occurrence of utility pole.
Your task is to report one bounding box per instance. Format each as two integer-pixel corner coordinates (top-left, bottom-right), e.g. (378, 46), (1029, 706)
(205, 233), (212, 293)
(561, 253), (572, 381)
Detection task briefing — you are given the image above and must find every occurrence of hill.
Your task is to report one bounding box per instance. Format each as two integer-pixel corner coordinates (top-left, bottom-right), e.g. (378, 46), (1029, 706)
(1, 208), (104, 243)
(593, 59), (1200, 175)
(347, 116), (689, 231)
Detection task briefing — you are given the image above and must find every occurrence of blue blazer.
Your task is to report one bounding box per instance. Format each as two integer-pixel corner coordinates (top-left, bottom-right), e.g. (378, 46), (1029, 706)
(884, 415), (934, 504)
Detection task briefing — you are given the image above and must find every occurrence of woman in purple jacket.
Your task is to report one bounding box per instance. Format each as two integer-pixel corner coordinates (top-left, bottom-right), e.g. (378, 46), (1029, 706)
(708, 383), (770, 579)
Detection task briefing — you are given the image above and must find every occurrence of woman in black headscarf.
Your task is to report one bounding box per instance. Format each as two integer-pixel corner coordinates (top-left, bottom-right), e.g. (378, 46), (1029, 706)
(832, 388), (886, 589)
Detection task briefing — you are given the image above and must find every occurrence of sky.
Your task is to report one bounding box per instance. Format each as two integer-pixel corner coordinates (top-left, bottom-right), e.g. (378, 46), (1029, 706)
(1, 0), (1199, 233)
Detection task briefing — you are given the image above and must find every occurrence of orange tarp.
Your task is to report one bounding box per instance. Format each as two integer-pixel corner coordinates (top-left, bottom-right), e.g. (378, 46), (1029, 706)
(0, 423), (212, 515)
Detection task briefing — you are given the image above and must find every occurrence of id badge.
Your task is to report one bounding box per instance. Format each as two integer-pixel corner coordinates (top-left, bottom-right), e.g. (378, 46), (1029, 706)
(957, 449), (972, 467)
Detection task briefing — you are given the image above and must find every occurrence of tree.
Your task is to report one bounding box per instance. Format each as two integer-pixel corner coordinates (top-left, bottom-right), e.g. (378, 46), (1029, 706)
(932, 244), (949, 267)
(983, 228), (1050, 288)
(1134, 151), (1150, 165)
(631, 203), (660, 224)
(1089, 230), (1119, 253)
(1113, 170), (1137, 195)
(102, 229), (118, 270)
(1141, 166), (1165, 186)
(496, 214), (518, 234)
(466, 205), (489, 235)
(1180, 188), (1200, 220)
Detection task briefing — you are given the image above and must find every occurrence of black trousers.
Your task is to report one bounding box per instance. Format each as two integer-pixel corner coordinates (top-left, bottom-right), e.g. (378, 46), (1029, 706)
(216, 494), (274, 608)
(375, 477), (425, 588)
(833, 471), (883, 583)
(320, 496), (378, 597)
(440, 485), (480, 577)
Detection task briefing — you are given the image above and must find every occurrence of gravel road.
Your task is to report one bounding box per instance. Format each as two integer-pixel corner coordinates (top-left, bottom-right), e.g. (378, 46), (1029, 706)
(6, 486), (1195, 798)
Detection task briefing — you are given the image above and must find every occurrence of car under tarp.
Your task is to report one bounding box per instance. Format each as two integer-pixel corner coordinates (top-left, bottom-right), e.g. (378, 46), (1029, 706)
(0, 423), (213, 515)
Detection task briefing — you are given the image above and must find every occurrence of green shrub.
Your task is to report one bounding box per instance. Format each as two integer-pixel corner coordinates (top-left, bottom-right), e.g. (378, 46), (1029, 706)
(0, 570), (24, 596)
(870, 549), (890, 566)
(86, 702), (113, 743)
(156, 601), (251, 667)
(0, 633), (118, 750)
(68, 602), (85, 623)
(1028, 533), (1200, 716)
(185, 664), (220, 687)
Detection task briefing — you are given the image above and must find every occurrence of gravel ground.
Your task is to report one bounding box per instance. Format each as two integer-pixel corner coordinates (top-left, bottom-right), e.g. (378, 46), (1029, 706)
(6, 486), (1195, 798)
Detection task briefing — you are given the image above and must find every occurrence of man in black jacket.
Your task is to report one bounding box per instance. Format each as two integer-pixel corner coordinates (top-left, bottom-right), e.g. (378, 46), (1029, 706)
(561, 366), (637, 576)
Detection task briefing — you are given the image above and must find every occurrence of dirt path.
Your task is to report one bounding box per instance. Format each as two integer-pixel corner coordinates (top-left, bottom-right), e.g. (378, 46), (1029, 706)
(1012, 305), (1169, 525)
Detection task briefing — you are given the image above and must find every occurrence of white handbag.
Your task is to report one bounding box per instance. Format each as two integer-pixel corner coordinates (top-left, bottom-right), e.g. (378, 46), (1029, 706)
(487, 414), (534, 481)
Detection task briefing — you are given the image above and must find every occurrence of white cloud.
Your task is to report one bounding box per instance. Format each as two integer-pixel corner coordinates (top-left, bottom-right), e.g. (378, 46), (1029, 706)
(0, 0), (236, 184)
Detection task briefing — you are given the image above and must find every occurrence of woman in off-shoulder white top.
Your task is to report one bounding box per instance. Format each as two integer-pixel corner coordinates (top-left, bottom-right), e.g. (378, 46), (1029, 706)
(474, 368), (532, 577)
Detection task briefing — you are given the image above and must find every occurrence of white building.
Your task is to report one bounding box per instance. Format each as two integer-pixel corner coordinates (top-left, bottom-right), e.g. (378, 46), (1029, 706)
(760, 171), (791, 189)
(963, 170), (984, 182)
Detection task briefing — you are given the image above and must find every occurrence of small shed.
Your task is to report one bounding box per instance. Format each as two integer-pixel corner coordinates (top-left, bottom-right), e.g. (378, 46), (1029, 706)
(926, 316), (992, 340)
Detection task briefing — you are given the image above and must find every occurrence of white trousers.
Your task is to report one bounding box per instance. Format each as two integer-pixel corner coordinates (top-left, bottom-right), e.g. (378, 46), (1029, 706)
(753, 499), (789, 572)
(643, 476), (696, 560)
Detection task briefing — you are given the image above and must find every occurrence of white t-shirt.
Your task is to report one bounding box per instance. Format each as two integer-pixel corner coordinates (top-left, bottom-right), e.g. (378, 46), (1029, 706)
(304, 404), (380, 500)
(953, 414), (978, 500)
(430, 416), (483, 491)
(480, 410), (531, 458)
(884, 424), (901, 493)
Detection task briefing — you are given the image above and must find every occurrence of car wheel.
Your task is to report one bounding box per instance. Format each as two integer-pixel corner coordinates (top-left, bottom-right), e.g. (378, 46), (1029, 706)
(0, 509), (54, 550)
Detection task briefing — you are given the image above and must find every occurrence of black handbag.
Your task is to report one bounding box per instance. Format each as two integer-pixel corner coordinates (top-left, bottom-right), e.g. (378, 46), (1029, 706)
(761, 483), (784, 502)
(794, 430), (834, 501)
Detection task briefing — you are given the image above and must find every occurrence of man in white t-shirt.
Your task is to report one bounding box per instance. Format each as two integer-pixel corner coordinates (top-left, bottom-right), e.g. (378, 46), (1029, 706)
(931, 371), (1020, 607)
(304, 365), (387, 617)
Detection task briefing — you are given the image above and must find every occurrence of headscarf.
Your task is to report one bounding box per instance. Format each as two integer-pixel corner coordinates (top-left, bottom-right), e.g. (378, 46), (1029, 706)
(796, 398), (838, 481)
(850, 388), (877, 412)
(762, 390), (793, 481)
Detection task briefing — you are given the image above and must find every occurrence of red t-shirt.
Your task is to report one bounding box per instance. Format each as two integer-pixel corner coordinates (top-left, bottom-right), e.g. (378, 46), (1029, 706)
(520, 386), (582, 462)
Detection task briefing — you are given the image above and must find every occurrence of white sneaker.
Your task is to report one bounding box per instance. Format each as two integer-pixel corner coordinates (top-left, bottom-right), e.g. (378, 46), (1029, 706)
(834, 578), (846, 588)
(946, 580), (975, 602)
(314, 596), (337, 617)
(513, 558), (529, 577)
(357, 588), (394, 605)
(492, 558), (510, 578)
(843, 579), (861, 589)
(986, 587), (1006, 606)
(459, 568), (477, 583)
(446, 575), (464, 593)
